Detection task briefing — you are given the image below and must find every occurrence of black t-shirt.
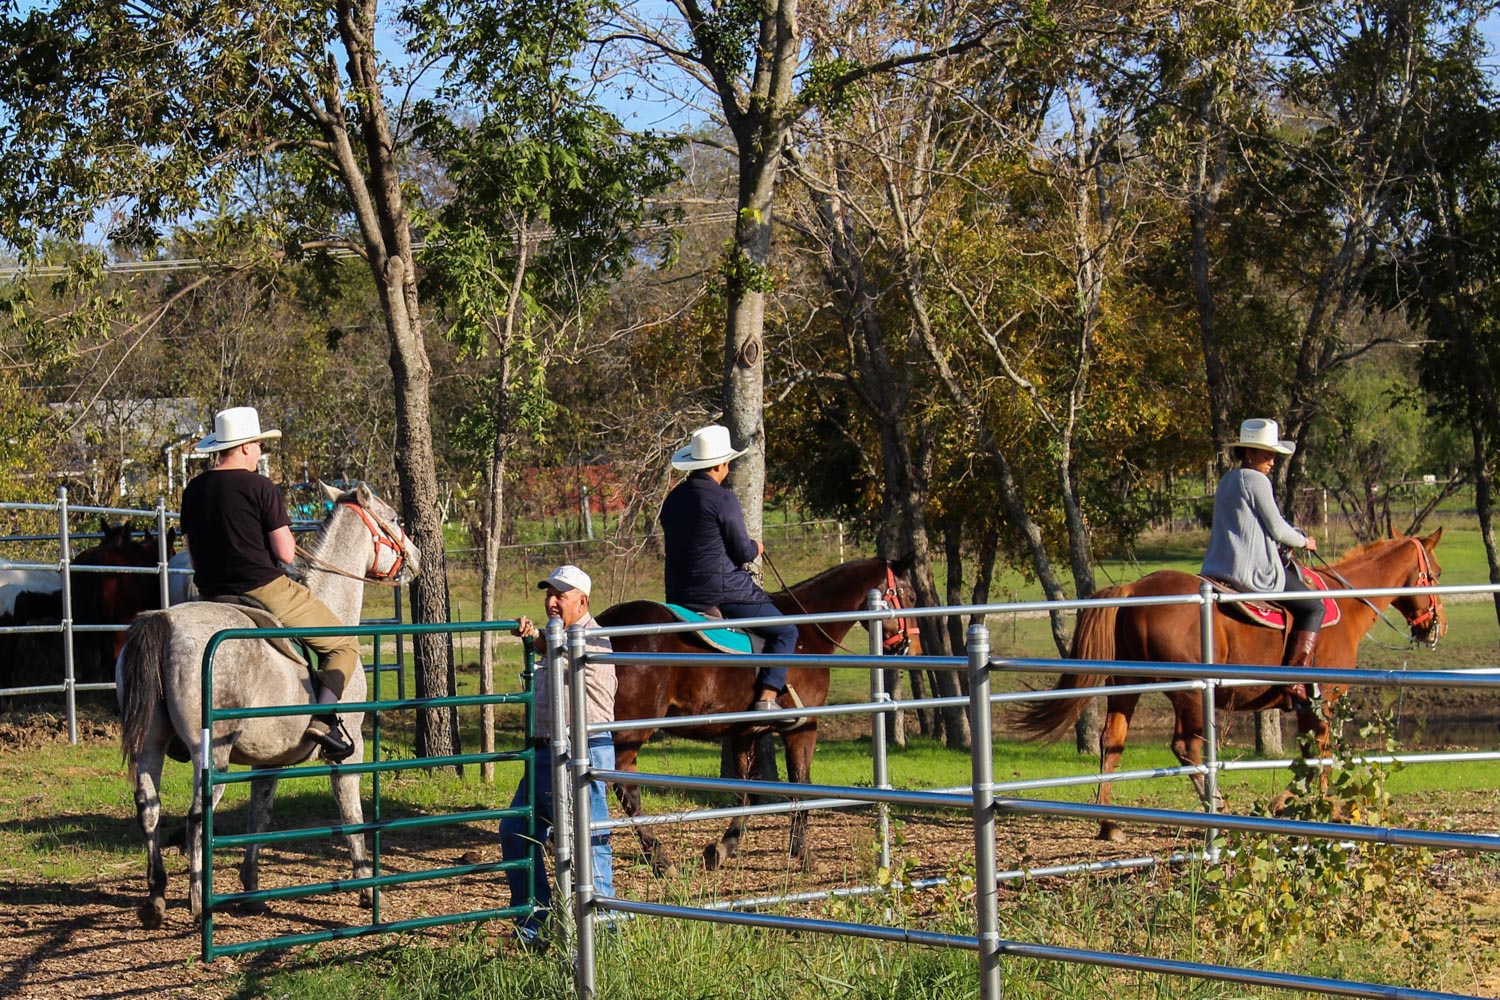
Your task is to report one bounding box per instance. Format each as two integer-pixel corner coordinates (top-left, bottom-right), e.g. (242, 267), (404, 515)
(180, 468), (291, 596)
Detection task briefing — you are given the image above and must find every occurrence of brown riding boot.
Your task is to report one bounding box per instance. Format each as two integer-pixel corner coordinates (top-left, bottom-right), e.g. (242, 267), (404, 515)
(1282, 629), (1319, 708)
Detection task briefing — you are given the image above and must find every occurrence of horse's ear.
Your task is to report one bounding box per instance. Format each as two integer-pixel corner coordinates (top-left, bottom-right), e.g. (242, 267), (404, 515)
(355, 482), (375, 506)
(1423, 526), (1443, 550)
(320, 480), (344, 503)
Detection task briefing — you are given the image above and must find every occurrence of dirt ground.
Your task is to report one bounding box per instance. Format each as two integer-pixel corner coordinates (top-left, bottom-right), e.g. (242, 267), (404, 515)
(1, 700), (1496, 999)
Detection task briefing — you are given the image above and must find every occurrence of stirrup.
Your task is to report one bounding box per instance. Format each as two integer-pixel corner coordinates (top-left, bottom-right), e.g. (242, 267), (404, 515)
(306, 714), (356, 763)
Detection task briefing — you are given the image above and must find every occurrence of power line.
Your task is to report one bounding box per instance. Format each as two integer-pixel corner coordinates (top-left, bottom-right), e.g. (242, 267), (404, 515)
(0, 208), (738, 281)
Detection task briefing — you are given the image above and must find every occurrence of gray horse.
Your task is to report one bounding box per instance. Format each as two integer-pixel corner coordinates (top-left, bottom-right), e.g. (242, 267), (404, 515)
(118, 482), (420, 928)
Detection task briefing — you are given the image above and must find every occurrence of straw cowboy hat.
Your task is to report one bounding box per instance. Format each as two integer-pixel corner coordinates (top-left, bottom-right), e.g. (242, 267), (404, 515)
(1230, 417), (1295, 456)
(194, 406), (282, 454)
(671, 424), (748, 471)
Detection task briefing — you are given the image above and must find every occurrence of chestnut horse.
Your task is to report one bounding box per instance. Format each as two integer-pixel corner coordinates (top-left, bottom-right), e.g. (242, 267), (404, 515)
(1015, 530), (1445, 841)
(596, 553), (919, 874)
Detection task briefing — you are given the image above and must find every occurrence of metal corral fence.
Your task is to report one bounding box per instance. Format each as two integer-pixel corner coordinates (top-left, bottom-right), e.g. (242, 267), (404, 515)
(199, 621), (536, 960)
(544, 582), (1500, 1000)
(0, 488), (407, 738)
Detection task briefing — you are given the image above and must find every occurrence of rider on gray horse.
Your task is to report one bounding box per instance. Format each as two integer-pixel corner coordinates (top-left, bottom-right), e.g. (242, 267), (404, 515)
(179, 406), (357, 761)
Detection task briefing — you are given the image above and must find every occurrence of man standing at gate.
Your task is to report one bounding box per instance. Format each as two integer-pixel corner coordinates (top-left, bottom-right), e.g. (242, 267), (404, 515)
(661, 424), (798, 725)
(499, 564), (615, 946)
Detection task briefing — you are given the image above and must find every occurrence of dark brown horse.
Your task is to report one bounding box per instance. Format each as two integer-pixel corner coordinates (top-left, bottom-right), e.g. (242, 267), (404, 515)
(1015, 530), (1445, 841)
(73, 521), (174, 684)
(597, 553), (919, 874)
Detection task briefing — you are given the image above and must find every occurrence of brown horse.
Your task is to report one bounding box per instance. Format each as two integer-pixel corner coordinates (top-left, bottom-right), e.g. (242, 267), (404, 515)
(1015, 530), (1445, 841)
(596, 553), (919, 875)
(73, 521), (175, 684)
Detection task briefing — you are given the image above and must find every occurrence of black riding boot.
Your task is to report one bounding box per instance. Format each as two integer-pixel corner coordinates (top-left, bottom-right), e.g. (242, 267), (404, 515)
(305, 714), (356, 762)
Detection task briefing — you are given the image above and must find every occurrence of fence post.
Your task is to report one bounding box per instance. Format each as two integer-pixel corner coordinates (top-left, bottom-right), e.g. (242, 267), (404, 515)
(57, 486), (78, 744)
(968, 622), (1001, 1000)
(867, 588), (890, 874)
(155, 497), (170, 609)
(1198, 581), (1219, 860)
(569, 623), (597, 1000)
(546, 616), (574, 943)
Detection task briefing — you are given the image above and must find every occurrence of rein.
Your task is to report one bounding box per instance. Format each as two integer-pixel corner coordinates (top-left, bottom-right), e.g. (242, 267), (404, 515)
(762, 550), (915, 655)
(295, 500), (410, 589)
(1307, 539), (1442, 649)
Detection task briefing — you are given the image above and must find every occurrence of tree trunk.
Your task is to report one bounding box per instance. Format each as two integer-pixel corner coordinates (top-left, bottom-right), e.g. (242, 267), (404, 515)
(1255, 709), (1283, 756)
(1471, 414), (1500, 632)
(477, 376), (510, 782)
(338, 1), (456, 762)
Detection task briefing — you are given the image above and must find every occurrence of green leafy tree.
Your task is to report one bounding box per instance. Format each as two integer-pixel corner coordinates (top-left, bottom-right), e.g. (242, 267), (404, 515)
(409, 0), (679, 775)
(0, 0), (465, 757)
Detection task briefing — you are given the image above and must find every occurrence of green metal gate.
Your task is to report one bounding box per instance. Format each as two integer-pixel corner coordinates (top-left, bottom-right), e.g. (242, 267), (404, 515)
(198, 620), (538, 960)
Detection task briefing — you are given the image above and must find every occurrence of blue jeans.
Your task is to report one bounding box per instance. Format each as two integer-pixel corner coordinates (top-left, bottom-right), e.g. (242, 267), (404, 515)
(499, 734), (615, 941)
(718, 599), (798, 692)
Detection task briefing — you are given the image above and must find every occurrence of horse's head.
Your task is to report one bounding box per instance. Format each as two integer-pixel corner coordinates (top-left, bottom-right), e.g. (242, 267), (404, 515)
(1389, 528), (1445, 648)
(322, 481), (422, 583)
(882, 552), (922, 656)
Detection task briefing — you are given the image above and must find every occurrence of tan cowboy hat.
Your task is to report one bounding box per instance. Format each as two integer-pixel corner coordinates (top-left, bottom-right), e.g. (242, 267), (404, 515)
(1230, 417), (1295, 456)
(194, 406), (282, 454)
(671, 424), (748, 471)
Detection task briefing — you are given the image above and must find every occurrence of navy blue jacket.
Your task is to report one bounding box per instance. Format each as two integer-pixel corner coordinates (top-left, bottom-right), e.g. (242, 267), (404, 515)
(660, 472), (768, 607)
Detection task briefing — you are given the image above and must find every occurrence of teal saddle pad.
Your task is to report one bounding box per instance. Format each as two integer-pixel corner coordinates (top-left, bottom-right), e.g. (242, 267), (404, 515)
(662, 603), (752, 654)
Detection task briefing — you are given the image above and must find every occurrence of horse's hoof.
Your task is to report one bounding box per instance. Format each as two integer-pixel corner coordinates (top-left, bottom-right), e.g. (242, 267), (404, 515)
(703, 842), (728, 871)
(359, 890), (374, 910)
(1096, 823), (1127, 843)
(139, 898), (166, 929)
(239, 898), (269, 916)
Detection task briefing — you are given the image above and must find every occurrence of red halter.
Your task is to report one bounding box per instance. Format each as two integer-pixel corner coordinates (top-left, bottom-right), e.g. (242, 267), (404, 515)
(883, 564), (920, 654)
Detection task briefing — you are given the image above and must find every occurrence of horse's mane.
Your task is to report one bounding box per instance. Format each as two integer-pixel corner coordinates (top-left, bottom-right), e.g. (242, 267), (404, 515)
(1333, 535), (1407, 565)
(776, 556), (880, 597)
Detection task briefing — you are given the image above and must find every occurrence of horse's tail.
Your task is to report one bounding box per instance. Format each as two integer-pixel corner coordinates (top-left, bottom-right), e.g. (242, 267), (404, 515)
(1011, 588), (1125, 740)
(120, 611), (172, 761)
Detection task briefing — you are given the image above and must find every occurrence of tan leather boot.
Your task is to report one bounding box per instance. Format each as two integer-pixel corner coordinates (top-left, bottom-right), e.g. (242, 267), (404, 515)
(1282, 629), (1319, 706)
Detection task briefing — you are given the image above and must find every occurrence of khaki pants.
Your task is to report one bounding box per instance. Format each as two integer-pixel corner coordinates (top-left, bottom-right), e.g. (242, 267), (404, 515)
(245, 576), (362, 699)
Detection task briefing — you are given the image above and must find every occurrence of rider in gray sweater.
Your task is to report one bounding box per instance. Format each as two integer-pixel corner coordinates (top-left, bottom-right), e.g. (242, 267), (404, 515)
(1201, 418), (1322, 705)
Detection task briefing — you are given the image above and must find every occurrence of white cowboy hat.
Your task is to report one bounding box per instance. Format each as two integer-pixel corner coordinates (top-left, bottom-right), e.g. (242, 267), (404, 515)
(194, 406), (282, 454)
(538, 564), (591, 598)
(671, 424), (748, 471)
(1231, 417), (1295, 456)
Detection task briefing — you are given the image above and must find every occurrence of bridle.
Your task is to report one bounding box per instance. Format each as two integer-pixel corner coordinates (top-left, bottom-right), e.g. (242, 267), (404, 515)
(295, 499), (411, 587)
(882, 564), (920, 655)
(1401, 537), (1443, 644)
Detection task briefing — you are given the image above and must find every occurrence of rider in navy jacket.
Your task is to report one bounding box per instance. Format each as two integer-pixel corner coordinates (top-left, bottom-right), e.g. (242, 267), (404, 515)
(661, 425), (798, 723)
(662, 474), (764, 607)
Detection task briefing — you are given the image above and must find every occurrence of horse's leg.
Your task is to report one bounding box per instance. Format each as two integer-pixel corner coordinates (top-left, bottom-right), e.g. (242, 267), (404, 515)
(132, 737), (169, 929)
(704, 733), (758, 871)
(236, 775), (280, 913)
(783, 727), (817, 872)
(187, 747), (230, 925)
(1168, 692), (1222, 812)
(1096, 692), (1140, 842)
(330, 740), (374, 907)
(610, 733), (676, 876)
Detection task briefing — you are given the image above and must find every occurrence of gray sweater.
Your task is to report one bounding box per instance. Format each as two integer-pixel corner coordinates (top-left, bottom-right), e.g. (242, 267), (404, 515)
(1200, 468), (1308, 594)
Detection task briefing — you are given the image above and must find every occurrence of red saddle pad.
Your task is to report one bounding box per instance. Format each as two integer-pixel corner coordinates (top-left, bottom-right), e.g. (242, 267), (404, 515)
(1203, 569), (1341, 631)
